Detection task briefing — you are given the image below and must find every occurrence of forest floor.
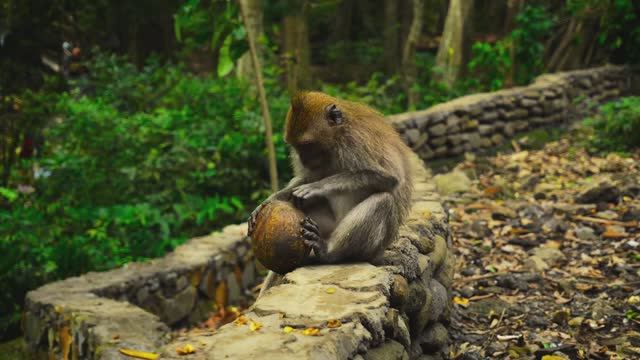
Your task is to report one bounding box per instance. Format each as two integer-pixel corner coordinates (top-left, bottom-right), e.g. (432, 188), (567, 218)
(444, 131), (640, 360)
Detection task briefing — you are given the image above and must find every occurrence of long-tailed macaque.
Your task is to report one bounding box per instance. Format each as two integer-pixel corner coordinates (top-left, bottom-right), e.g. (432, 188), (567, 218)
(249, 91), (413, 296)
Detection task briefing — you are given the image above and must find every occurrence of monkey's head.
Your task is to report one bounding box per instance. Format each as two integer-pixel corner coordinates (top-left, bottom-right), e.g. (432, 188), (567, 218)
(284, 92), (346, 170)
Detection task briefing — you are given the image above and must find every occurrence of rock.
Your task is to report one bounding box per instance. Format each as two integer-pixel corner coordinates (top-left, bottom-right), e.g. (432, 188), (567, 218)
(419, 323), (448, 353)
(490, 133), (505, 145)
(466, 298), (510, 318)
(569, 316), (584, 327)
(575, 226), (597, 241)
(531, 246), (566, 266)
(525, 255), (549, 272)
(160, 285), (197, 325)
(405, 128), (421, 145)
(526, 315), (548, 328)
(390, 275), (410, 308)
(429, 123), (447, 137)
(364, 340), (408, 360)
(575, 181), (620, 204)
(496, 274), (528, 291)
(491, 206), (517, 220)
(434, 171), (471, 195)
(551, 309), (570, 325)
(591, 300), (616, 321)
(595, 210), (618, 220)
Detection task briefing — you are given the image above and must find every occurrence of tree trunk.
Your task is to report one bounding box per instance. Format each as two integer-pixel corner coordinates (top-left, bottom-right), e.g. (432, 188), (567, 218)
(435, 0), (475, 87)
(283, 1), (311, 95)
(503, 0), (523, 87)
(401, 0), (424, 110)
(383, 0), (399, 73)
(238, 0), (279, 193)
(236, 0), (264, 82)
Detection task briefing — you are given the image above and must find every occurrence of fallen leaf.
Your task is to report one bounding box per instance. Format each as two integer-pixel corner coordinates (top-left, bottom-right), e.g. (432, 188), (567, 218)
(283, 326), (294, 333)
(249, 320), (262, 331)
(118, 349), (160, 360)
(541, 355), (566, 360)
(327, 319), (342, 328)
(326, 287), (336, 294)
(453, 296), (470, 307)
(302, 327), (321, 336)
(176, 344), (196, 355)
(234, 315), (249, 326)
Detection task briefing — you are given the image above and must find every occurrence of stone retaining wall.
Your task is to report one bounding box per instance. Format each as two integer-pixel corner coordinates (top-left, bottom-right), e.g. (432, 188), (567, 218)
(23, 224), (255, 359)
(389, 65), (630, 160)
(24, 153), (453, 360)
(161, 154), (452, 360)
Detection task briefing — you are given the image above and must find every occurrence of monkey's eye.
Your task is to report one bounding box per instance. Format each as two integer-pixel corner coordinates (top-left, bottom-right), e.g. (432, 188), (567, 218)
(326, 104), (344, 126)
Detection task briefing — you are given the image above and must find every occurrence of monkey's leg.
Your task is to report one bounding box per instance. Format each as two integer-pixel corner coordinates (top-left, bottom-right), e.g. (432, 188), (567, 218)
(321, 192), (398, 263)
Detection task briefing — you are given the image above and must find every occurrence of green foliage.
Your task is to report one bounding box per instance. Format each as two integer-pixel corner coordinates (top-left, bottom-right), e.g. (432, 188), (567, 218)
(415, 53), (472, 109)
(468, 5), (554, 91)
(174, 0), (248, 77)
(320, 73), (406, 115)
(0, 52), (291, 337)
(584, 97), (640, 152)
(468, 41), (512, 91)
(568, 0), (640, 64)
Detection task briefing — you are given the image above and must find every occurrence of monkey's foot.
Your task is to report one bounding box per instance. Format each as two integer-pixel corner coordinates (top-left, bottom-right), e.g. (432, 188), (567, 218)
(300, 217), (326, 256)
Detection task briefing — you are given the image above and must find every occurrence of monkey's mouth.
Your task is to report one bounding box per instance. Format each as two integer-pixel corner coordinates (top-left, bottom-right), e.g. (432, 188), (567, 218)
(295, 142), (329, 169)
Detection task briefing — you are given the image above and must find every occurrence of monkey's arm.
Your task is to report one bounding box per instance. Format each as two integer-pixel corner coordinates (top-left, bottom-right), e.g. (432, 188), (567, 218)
(292, 170), (397, 200)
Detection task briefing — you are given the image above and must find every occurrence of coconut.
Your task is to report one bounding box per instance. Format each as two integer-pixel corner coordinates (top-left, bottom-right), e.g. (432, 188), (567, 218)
(249, 201), (311, 274)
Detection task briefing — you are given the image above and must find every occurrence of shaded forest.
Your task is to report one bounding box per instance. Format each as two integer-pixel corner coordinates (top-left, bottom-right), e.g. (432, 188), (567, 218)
(1, 0), (639, 343)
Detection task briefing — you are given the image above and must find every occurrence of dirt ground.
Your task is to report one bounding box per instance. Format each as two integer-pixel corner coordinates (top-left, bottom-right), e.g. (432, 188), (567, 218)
(444, 136), (640, 359)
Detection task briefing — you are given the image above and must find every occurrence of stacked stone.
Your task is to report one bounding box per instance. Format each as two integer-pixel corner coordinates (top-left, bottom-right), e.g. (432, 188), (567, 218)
(389, 65), (630, 161)
(24, 152), (453, 360)
(23, 224), (256, 359)
(160, 154), (453, 360)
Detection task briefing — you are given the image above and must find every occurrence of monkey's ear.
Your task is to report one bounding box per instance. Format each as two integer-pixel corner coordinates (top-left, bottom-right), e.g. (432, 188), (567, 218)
(326, 104), (344, 126)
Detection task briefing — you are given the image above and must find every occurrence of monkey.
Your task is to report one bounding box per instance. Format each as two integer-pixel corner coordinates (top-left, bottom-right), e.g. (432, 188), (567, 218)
(249, 91), (413, 297)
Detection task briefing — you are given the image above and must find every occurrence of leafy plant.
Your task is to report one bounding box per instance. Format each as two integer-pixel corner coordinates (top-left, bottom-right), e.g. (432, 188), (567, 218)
(584, 96), (640, 151)
(0, 51), (292, 338)
(468, 5), (554, 91)
(174, 0), (248, 77)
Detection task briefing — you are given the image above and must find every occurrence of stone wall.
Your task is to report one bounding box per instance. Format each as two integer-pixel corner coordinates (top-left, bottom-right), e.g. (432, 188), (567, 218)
(161, 154), (452, 360)
(389, 65), (630, 160)
(23, 153), (453, 360)
(23, 224), (255, 359)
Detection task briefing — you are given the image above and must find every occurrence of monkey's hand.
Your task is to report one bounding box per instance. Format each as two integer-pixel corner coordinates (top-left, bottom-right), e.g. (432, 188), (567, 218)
(300, 217), (327, 258)
(292, 183), (325, 205)
(248, 202), (265, 235)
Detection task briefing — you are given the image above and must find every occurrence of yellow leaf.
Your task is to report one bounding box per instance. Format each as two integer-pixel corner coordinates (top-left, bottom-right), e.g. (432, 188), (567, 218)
(234, 315), (249, 325)
(453, 296), (470, 307)
(541, 356), (566, 360)
(118, 348), (160, 360)
(326, 287), (336, 294)
(176, 344), (196, 355)
(283, 326), (294, 333)
(302, 327), (321, 336)
(59, 326), (71, 360)
(249, 320), (262, 331)
(327, 319), (342, 328)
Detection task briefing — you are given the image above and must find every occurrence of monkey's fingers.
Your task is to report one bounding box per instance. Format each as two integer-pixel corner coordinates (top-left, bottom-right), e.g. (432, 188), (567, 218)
(301, 217), (320, 235)
(292, 185), (320, 200)
(301, 228), (320, 242)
